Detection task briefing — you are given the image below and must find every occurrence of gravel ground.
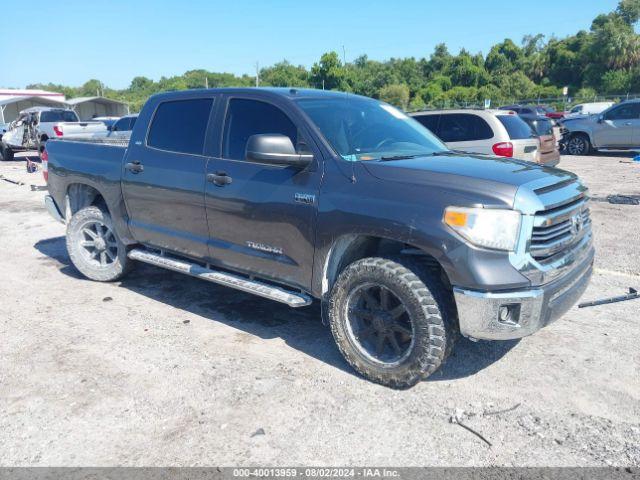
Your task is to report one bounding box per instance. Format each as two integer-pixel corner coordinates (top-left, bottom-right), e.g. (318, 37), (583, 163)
(0, 152), (639, 467)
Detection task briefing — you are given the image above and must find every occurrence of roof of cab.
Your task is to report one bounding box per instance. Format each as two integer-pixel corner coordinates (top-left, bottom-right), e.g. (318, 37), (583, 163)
(148, 87), (363, 102)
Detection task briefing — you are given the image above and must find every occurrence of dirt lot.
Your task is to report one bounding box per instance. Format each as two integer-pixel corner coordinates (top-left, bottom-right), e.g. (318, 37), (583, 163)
(0, 152), (639, 467)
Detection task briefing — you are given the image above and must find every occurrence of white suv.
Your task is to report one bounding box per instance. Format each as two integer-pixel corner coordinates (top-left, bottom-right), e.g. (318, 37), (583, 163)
(410, 109), (539, 162)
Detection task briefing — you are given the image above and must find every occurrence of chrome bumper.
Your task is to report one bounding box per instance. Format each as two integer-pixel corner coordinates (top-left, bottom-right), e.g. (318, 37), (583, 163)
(454, 246), (594, 340)
(44, 195), (64, 224)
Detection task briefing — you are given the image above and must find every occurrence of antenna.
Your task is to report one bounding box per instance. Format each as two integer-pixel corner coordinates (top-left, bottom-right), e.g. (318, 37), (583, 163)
(255, 61), (260, 87)
(205, 77), (209, 89)
(342, 45), (356, 183)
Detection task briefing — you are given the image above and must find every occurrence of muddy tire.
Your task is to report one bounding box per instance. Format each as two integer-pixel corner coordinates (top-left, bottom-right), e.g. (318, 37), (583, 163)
(66, 206), (132, 282)
(566, 133), (592, 156)
(328, 257), (455, 389)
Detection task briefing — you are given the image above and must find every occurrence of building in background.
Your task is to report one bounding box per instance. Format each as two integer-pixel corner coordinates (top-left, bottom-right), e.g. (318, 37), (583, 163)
(65, 97), (129, 121)
(0, 89), (66, 125)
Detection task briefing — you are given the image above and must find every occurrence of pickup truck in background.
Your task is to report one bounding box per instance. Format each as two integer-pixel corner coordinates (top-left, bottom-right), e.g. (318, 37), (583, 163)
(64, 114), (138, 143)
(43, 88), (595, 388)
(0, 107), (106, 160)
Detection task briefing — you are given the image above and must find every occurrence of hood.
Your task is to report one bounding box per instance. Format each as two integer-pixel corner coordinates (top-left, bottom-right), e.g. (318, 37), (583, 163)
(362, 152), (575, 208)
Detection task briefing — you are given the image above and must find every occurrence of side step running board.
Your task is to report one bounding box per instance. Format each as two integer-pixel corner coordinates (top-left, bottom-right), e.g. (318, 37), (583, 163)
(128, 248), (312, 308)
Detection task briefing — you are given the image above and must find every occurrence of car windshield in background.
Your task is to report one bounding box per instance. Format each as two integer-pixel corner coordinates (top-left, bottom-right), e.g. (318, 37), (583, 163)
(497, 115), (536, 140)
(40, 110), (78, 123)
(525, 118), (554, 136)
(296, 96), (447, 161)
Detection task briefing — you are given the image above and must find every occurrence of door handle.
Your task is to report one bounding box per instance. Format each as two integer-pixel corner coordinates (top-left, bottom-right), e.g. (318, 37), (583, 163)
(207, 171), (232, 186)
(125, 161), (144, 173)
(625, 122), (633, 126)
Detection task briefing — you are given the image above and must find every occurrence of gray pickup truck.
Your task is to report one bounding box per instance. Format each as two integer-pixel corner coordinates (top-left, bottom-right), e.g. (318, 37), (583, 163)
(43, 88), (594, 388)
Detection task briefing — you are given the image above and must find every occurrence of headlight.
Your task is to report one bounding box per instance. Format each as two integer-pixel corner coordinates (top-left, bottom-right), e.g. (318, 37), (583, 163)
(443, 207), (521, 251)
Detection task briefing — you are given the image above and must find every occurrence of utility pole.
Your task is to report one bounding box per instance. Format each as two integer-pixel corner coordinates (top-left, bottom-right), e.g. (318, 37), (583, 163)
(205, 77), (209, 89)
(255, 61), (259, 87)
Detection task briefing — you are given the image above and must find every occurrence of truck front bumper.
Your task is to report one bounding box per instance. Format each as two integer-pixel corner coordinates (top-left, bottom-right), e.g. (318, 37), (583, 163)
(453, 247), (594, 341)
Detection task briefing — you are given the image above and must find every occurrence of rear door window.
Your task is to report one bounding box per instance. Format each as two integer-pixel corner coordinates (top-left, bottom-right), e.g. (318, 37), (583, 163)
(438, 114), (493, 142)
(413, 114), (440, 135)
(497, 115), (535, 140)
(222, 98), (303, 160)
(147, 98), (213, 155)
(604, 104), (640, 121)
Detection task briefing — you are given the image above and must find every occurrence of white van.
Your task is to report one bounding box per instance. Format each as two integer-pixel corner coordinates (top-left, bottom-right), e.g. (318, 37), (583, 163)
(565, 102), (615, 119)
(410, 109), (539, 161)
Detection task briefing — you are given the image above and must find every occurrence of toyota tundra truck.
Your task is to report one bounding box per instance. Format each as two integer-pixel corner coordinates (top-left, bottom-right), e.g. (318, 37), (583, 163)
(43, 88), (594, 389)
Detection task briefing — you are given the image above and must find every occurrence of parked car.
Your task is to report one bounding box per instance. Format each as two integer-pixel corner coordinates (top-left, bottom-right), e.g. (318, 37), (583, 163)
(519, 114), (560, 167)
(0, 107), (106, 160)
(92, 116), (120, 129)
(410, 109), (539, 161)
(65, 114), (138, 142)
(564, 102), (615, 119)
(499, 104), (547, 116)
(561, 100), (640, 155)
(43, 88), (594, 389)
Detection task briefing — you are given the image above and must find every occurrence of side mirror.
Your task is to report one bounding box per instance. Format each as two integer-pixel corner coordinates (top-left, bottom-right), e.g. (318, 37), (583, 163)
(107, 125), (113, 131)
(597, 115), (604, 124)
(245, 134), (313, 168)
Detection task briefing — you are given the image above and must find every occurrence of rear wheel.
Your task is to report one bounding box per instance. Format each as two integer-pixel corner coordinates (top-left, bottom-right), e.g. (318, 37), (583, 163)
(328, 257), (455, 389)
(566, 133), (591, 155)
(66, 206), (132, 281)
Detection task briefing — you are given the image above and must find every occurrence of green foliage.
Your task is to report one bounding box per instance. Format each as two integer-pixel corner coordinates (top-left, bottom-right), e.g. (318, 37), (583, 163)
(18, 0), (640, 112)
(378, 84), (410, 109)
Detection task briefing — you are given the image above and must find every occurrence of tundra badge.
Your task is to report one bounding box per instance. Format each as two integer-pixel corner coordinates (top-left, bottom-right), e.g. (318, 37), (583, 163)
(294, 193), (315, 205)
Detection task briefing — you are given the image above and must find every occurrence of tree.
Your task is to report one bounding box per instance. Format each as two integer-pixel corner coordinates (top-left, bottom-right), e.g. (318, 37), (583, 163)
(260, 61), (309, 87)
(310, 52), (347, 90)
(378, 84), (410, 109)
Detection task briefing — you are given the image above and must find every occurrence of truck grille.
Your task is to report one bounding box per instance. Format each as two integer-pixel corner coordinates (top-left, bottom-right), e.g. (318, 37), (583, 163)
(529, 187), (591, 263)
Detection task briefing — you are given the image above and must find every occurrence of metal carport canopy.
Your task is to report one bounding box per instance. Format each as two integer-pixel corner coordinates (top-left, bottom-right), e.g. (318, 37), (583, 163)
(0, 96), (67, 124)
(65, 96), (129, 120)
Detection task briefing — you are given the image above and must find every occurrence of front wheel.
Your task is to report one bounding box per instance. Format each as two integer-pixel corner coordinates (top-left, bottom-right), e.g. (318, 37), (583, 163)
(66, 206), (132, 281)
(1, 144), (14, 161)
(566, 134), (591, 155)
(328, 257), (455, 389)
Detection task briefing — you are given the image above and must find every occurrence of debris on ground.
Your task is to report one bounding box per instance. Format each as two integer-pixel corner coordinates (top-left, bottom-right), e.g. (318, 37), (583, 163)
(102, 297), (113, 302)
(607, 195), (640, 205)
(0, 175), (25, 186)
(579, 287), (639, 308)
(484, 403), (521, 416)
(449, 414), (492, 447)
(251, 428), (266, 437)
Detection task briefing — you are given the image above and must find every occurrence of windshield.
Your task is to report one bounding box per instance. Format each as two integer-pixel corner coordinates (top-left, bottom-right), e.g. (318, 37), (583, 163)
(296, 96), (447, 161)
(524, 118), (554, 136)
(40, 110), (79, 123)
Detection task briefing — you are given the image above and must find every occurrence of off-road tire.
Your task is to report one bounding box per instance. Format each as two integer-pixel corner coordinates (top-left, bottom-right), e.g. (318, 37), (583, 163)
(66, 206), (132, 282)
(566, 133), (592, 156)
(328, 257), (456, 389)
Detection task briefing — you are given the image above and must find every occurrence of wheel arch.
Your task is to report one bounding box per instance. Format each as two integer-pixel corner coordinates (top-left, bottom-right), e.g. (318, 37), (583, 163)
(317, 234), (453, 301)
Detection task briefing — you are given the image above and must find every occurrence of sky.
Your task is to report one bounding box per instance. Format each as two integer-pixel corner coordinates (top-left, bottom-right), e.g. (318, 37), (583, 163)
(0, 0), (621, 90)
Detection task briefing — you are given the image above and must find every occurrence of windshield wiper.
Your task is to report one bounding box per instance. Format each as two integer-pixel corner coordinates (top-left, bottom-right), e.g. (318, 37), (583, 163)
(379, 154), (419, 161)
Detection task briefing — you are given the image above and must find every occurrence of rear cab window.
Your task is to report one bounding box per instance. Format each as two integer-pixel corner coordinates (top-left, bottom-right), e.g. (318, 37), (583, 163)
(496, 115), (535, 140)
(40, 110), (79, 123)
(437, 113), (493, 142)
(147, 99), (213, 155)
